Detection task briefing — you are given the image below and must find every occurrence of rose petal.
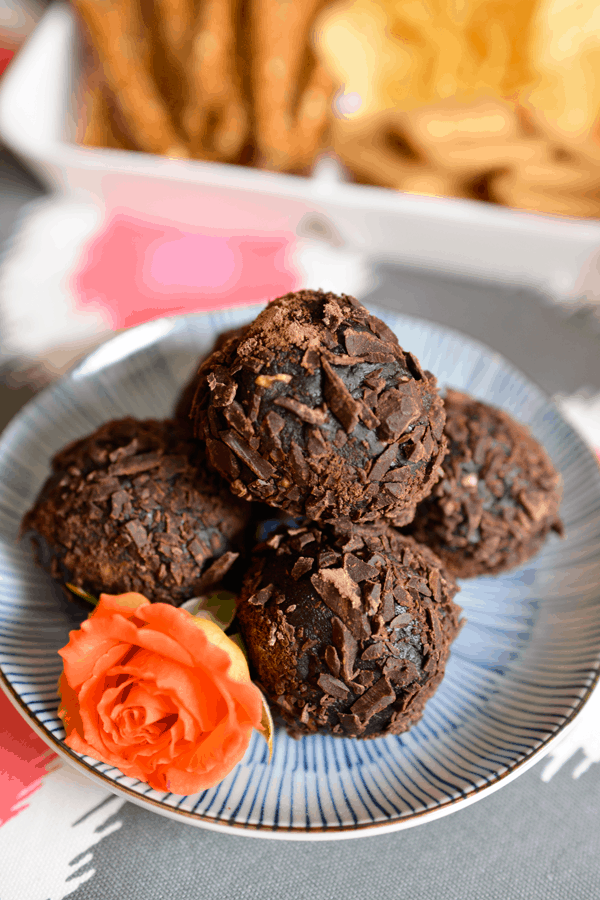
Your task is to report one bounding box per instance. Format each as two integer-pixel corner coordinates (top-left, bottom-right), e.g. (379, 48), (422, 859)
(96, 678), (178, 747)
(60, 614), (196, 690)
(97, 678), (139, 746)
(59, 625), (125, 690)
(58, 671), (87, 739)
(138, 605), (250, 683)
(95, 592), (150, 619)
(91, 615), (196, 669)
(160, 722), (254, 795)
(118, 684), (174, 725)
(59, 594), (264, 795)
(109, 650), (226, 733)
(77, 652), (220, 764)
(60, 640), (132, 729)
(129, 626), (196, 669)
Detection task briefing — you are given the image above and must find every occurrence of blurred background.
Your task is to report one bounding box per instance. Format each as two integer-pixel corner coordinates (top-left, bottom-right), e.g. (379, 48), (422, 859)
(3, 0), (600, 446)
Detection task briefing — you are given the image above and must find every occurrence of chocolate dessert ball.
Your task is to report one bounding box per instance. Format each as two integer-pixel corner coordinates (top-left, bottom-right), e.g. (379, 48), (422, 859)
(174, 325), (249, 424)
(190, 290), (448, 525)
(22, 418), (250, 605)
(407, 390), (563, 578)
(236, 521), (462, 738)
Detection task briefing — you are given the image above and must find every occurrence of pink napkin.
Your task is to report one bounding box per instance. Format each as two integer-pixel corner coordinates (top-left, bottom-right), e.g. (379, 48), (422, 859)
(74, 213), (298, 329)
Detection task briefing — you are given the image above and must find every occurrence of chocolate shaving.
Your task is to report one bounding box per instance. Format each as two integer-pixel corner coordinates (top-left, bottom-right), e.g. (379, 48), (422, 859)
(205, 438), (240, 480)
(369, 443), (399, 483)
(301, 348), (320, 373)
(306, 428), (329, 459)
(428, 569), (442, 602)
(110, 489), (132, 520)
(350, 677), (395, 724)
(363, 581), (381, 615)
(223, 401), (255, 441)
(318, 673), (351, 700)
(124, 519), (147, 549)
(291, 532), (316, 550)
(392, 584), (410, 605)
(207, 370), (237, 407)
(343, 553), (378, 583)
(321, 349), (364, 366)
(90, 477), (121, 502)
(291, 557), (313, 580)
(248, 583), (275, 606)
(405, 351), (426, 381)
(321, 357), (361, 434)
(380, 569), (396, 622)
(318, 550), (339, 568)
(361, 642), (385, 660)
(188, 537), (210, 567)
(331, 616), (358, 682)
(376, 387), (421, 442)
(519, 490), (551, 522)
(109, 438), (139, 462)
(289, 441), (311, 483)
(344, 328), (395, 362)
(337, 712), (364, 735)
(325, 645), (341, 678)
(109, 452), (162, 477)
(312, 566), (361, 610)
(220, 430), (275, 480)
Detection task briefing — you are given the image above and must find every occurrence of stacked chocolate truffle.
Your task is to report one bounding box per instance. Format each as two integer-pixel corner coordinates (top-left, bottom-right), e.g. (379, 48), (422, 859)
(406, 390), (563, 578)
(22, 418), (250, 605)
(23, 289), (564, 743)
(189, 290), (448, 526)
(186, 290), (463, 738)
(237, 522), (462, 738)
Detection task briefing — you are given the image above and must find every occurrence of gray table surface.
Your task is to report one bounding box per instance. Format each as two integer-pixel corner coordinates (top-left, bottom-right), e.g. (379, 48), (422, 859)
(1, 143), (599, 900)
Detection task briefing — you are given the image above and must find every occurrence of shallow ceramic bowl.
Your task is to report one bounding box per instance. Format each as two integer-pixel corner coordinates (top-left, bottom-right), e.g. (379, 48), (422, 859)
(1, 305), (599, 840)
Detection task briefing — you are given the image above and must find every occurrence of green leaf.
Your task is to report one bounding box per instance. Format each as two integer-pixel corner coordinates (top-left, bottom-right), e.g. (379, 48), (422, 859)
(65, 583), (98, 606)
(180, 590), (237, 630)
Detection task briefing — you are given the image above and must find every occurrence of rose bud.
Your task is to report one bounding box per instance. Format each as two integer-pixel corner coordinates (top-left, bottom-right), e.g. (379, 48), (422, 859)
(57, 592), (264, 795)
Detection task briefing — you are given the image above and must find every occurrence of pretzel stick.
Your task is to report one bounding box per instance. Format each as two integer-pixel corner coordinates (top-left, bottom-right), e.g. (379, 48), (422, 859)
(182, 0), (249, 161)
(81, 84), (138, 150)
(151, 0), (196, 135)
(78, 71), (110, 147)
(287, 57), (335, 171)
(250, 0), (331, 171)
(155, 0), (195, 63)
(73, 0), (189, 157)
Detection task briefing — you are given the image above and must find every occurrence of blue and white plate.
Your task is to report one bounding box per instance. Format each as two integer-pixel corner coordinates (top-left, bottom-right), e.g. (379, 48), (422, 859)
(1, 305), (599, 840)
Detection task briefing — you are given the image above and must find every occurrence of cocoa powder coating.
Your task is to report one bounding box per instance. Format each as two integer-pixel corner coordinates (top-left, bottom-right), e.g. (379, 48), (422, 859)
(190, 290), (448, 525)
(407, 390), (563, 577)
(236, 521), (462, 738)
(21, 418), (250, 605)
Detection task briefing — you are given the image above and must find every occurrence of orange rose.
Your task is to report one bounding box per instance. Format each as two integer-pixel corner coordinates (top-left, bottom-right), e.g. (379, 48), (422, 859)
(58, 592), (264, 795)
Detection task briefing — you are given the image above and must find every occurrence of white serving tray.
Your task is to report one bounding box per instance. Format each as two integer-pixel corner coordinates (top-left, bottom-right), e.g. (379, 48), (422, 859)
(2, 2), (600, 304)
